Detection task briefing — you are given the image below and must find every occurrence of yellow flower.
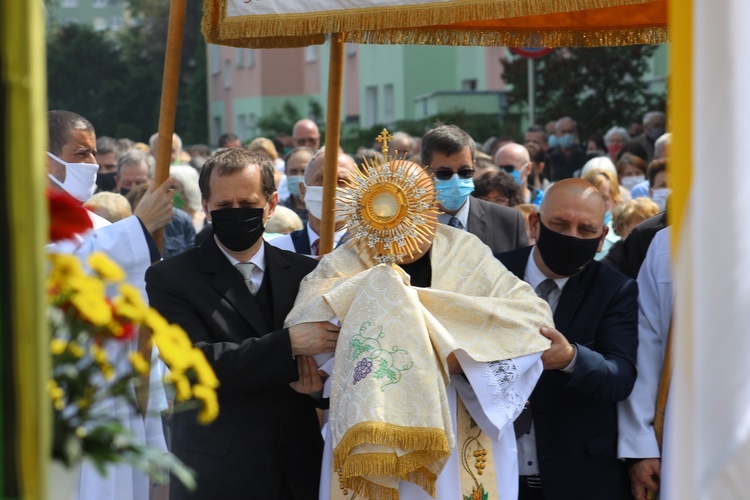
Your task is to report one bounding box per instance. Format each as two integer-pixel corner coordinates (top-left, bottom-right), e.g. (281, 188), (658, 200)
(144, 308), (169, 333)
(75, 426), (87, 438)
(129, 352), (150, 375)
(50, 339), (68, 355)
(100, 362), (115, 380)
(88, 252), (126, 282)
(193, 384), (219, 424)
(90, 344), (108, 364)
(165, 372), (192, 402)
(190, 351), (219, 389)
(114, 284), (148, 320)
(68, 342), (85, 359)
(67, 275), (106, 297)
(70, 293), (112, 327)
(47, 380), (65, 410)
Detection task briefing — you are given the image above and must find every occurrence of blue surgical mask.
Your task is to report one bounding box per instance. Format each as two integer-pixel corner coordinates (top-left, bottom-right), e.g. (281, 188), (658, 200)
(604, 210), (612, 226)
(510, 169), (522, 185)
(558, 133), (577, 149)
(435, 175), (474, 211)
(287, 175), (304, 198)
(548, 135), (559, 149)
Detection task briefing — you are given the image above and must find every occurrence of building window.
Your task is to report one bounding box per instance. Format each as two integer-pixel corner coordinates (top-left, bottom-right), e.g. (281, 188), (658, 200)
(365, 86), (378, 128)
(110, 16), (123, 31)
(93, 0), (106, 7)
(210, 45), (221, 75)
(223, 60), (232, 90)
(213, 116), (223, 145)
(305, 46), (318, 63)
(384, 84), (394, 124)
(237, 114), (247, 141)
(92, 17), (107, 31)
(235, 48), (244, 68)
(346, 43), (357, 57)
(461, 79), (478, 91)
(248, 113), (257, 138)
(61, 0), (78, 7)
(244, 49), (255, 68)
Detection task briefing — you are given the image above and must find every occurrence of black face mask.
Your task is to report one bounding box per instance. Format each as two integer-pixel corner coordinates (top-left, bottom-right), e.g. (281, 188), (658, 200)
(536, 218), (601, 277)
(210, 207), (265, 252)
(96, 172), (118, 193)
(119, 187), (131, 198)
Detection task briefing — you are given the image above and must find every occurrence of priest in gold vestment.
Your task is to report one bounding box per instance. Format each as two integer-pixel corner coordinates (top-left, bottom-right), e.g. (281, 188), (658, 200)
(284, 146), (552, 500)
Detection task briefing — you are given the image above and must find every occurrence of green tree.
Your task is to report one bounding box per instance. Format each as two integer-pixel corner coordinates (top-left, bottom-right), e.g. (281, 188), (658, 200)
(503, 46), (666, 137)
(46, 24), (128, 137)
(257, 101), (302, 138)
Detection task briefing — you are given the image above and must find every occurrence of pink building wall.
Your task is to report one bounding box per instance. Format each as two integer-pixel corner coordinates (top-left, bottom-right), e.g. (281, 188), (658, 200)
(485, 47), (507, 91)
(344, 46), (360, 119)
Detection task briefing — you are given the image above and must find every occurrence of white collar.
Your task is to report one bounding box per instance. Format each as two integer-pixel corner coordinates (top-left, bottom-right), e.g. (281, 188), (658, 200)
(524, 247), (569, 292)
(437, 197), (470, 228)
(215, 235), (266, 272)
(307, 223), (347, 246)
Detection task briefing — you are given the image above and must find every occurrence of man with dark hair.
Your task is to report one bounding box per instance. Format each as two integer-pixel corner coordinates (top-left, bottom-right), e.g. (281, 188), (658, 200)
(421, 124), (527, 253)
(525, 124), (548, 153)
(94, 136), (121, 192)
(146, 148), (337, 499)
(217, 132), (241, 149)
(497, 178), (638, 500)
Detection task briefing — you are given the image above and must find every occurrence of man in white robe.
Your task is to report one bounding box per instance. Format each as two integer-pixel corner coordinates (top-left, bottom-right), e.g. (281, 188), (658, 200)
(46, 110), (175, 499)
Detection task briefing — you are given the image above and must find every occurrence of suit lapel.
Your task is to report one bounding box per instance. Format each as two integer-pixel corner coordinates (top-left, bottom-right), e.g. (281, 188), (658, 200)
(467, 197), (486, 236)
(264, 243), (295, 330)
(200, 237), (270, 337)
(553, 263), (595, 335)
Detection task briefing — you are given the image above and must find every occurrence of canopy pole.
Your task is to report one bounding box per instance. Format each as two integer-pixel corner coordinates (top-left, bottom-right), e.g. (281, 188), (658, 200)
(153, 0), (187, 250)
(319, 34), (345, 256)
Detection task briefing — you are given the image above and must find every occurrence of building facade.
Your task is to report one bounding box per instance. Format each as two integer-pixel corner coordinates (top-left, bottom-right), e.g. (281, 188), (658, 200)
(46, 0), (129, 32)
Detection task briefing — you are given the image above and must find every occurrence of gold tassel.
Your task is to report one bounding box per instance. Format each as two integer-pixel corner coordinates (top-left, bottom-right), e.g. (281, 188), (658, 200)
(203, 0), (661, 47)
(346, 476), (400, 500)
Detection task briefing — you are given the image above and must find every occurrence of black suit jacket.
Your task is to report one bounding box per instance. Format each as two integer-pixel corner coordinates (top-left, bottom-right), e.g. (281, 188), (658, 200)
(466, 197), (528, 253)
(146, 238), (321, 500)
(497, 247), (638, 499)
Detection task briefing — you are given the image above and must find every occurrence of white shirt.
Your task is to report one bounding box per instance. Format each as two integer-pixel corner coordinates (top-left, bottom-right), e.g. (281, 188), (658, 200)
(517, 249), (572, 476)
(215, 235), (266, 292)
(437, 197), (471, 229)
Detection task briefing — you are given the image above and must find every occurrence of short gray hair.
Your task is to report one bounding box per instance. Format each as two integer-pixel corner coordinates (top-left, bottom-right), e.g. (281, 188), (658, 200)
(117, 149), (154, 179)
(642, 111), (665, 126)
(603, 126), (630, 146)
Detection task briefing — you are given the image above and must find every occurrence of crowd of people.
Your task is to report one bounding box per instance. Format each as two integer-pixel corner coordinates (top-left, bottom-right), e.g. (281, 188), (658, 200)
(46, 108), (672, 500)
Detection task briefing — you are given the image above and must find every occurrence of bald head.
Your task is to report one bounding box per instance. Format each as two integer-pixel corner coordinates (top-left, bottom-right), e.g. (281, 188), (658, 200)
(292, 119), (321, 149)
(494, 142), (531, 186)
(540, 178), (607, 228)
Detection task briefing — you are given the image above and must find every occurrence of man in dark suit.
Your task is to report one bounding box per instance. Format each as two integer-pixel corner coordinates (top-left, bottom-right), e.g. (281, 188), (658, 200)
(421, 124), (528, 253)
(496, 178), (638, 499)
(146, 149), (340, 499)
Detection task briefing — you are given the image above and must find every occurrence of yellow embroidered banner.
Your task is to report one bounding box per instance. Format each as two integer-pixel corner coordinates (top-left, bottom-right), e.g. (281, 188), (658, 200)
(203, 0), (667, 48)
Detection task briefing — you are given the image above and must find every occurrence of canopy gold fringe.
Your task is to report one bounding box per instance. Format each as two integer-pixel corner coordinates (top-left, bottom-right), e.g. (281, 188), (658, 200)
(204, 26), (667, 49)
(347, 26), (668, 47)
(203, 0), (659, 46)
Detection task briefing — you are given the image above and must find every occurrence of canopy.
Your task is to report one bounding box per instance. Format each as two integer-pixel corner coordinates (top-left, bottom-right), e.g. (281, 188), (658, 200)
(203, 0), (667, 48)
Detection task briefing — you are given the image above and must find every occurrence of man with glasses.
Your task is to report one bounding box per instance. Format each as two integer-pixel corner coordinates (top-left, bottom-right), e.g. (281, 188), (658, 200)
(421, 124), (528, 253)
(291, 118), (321, 150)
(494, 142), (545, 206)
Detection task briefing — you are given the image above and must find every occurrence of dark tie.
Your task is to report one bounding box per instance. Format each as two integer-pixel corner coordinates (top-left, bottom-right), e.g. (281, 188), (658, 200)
(448, 216), (463, 230)
(514, 279), (558, 439)
(310, 238), (320, 256)
(235, 262), (257, 295)
(535, 279), (557, 306)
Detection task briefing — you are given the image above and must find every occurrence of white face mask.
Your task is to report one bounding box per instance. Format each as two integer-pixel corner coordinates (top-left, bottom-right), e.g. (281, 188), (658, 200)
(303, 185), (347, 222)
(651, 188), (670, 211)
(620, 175), (646, 191)
(47, 151), (99, 202)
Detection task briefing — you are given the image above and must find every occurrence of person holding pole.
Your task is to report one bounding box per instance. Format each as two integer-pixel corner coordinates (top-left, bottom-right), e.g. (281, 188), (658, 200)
(618, 227), (673, 499)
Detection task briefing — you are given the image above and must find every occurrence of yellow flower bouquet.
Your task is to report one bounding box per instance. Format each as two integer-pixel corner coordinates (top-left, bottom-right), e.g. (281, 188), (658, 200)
(47, 252), (219, 488)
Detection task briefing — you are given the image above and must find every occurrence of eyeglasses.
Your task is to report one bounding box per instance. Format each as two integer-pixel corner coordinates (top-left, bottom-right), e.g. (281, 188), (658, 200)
(433, 168), (475, 180)
(498, 164), (518, 174)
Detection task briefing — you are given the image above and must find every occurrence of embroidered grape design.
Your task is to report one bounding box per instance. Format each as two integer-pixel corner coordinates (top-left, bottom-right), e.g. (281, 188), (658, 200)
(352, 358), (373, 385)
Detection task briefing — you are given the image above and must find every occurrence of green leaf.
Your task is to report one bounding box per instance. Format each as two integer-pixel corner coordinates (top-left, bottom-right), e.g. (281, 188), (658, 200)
(350, 338), (373, 360)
